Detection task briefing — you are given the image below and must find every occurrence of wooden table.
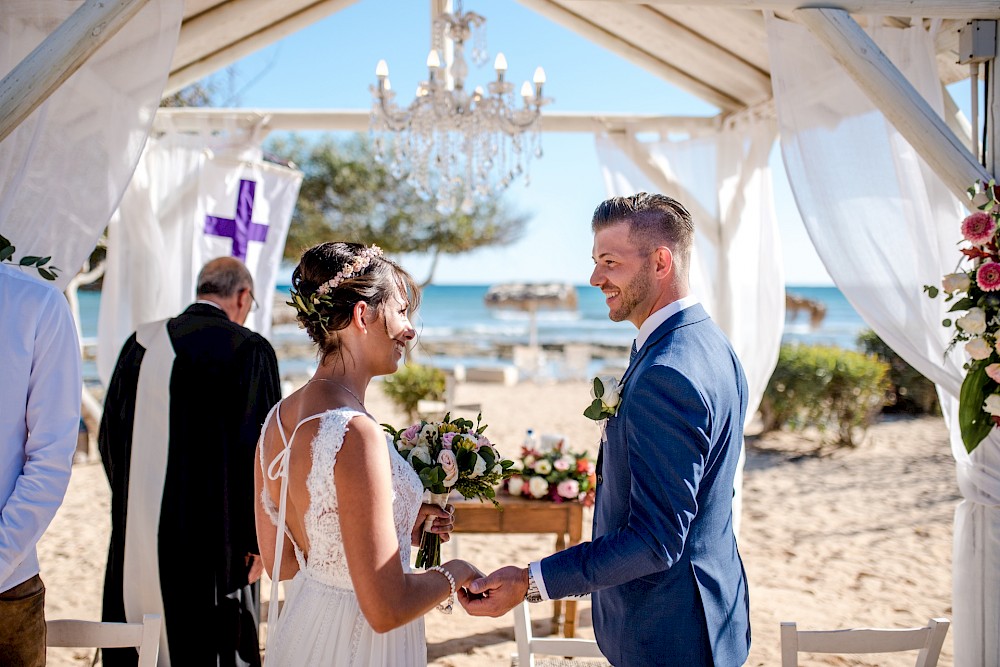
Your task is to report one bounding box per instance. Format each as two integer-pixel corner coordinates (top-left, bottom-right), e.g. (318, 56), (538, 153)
(452, 496), (585, 638)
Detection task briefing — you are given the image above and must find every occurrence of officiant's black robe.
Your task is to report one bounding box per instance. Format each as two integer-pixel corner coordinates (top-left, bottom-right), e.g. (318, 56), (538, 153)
(99, 303), (281, 667)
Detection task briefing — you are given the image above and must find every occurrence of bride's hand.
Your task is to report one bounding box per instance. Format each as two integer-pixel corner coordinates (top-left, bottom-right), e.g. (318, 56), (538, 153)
(441, 559), (485, 590)
(412, 503), (455, 546)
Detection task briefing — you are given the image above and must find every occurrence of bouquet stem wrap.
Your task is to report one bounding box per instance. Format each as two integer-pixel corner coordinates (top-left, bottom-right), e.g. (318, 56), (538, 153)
(417, 492), (451, 569)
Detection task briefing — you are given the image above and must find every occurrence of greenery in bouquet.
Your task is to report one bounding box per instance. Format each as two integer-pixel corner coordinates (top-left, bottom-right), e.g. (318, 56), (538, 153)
(384, 413), (515, 568)
(925, 179), (1000, 452)
(502, 439), (597, 507)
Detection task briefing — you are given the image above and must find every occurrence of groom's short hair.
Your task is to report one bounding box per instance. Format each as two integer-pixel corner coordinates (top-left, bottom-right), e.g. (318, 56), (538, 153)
(591, 192), (694, 268)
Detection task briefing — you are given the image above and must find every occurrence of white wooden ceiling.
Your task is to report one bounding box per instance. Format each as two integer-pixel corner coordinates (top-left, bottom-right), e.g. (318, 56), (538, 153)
(169, 0), (974, 115)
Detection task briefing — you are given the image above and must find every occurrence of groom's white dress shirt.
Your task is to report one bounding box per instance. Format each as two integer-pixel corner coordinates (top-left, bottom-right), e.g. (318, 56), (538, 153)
(0, 264), (81, 593)
(528, 295), (699, 601)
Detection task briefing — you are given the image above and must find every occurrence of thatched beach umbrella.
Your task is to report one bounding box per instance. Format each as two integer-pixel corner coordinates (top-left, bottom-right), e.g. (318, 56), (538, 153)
(483, 282), (579, 350)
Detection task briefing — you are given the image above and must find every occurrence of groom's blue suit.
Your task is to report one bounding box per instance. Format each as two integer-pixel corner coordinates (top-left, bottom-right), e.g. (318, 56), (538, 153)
(540, 303), (750, 666)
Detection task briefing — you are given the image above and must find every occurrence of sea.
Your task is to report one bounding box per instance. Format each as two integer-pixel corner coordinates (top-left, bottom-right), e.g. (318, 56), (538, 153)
(77, 284), (866, 384)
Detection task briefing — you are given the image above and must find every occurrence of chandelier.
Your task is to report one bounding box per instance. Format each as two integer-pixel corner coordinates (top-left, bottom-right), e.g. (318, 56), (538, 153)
(369, 1), (550, 214)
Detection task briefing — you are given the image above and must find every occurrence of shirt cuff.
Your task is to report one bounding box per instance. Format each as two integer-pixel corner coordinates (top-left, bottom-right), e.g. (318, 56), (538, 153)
(528, 560), (551, 601)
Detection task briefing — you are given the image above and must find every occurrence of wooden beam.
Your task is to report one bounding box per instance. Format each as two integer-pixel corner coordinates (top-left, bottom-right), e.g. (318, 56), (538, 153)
(165, 0), (356, 96)
(795, 8), (989, 202)
(570, 0), (1000, 19)
(0, 0), (154, 144)
(153, 107), (722, 135)
(513, 0), (744, 111)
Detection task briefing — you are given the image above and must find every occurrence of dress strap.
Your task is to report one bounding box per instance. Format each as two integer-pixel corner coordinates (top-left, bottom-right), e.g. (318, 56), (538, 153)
(263, 403), (327, 657)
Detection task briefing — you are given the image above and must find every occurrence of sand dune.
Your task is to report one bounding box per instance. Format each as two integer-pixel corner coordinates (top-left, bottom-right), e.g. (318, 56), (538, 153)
(39, 379), (957, 666)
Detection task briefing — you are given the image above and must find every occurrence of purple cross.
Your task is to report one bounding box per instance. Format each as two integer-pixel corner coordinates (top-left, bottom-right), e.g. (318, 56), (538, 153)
(203, 179), (268, 261)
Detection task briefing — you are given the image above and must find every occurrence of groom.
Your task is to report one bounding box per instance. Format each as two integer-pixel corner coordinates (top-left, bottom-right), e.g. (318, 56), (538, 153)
(460, 193), (750, 666)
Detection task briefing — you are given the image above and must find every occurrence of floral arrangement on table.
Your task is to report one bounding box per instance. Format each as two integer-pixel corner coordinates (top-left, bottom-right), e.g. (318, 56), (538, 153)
(924, 179), (1000, 453)
(502, 439), (597, 507)
(384, 413), (515, 568)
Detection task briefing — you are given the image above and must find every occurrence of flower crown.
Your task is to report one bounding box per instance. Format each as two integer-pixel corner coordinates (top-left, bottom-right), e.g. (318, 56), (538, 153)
(287, 244), (384, 334)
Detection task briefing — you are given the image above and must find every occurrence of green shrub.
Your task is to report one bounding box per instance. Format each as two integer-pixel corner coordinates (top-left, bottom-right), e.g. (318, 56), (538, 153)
(856, 329), (940, 416)
(759, 344), (891, 447)
(381, 363), (447, 422)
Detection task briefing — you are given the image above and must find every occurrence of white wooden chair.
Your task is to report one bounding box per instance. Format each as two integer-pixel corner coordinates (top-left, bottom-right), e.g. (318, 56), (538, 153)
(46, 613), (162, 667)
(512, 600), (607, 666)
(780, 617), (949, 667)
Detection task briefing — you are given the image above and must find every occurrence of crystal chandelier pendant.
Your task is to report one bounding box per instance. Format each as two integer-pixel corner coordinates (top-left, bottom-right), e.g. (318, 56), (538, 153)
(369, 1), (551, 209)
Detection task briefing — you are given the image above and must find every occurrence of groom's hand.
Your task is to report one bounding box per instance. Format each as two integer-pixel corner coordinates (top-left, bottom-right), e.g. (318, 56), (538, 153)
(457, 566), (529, 617)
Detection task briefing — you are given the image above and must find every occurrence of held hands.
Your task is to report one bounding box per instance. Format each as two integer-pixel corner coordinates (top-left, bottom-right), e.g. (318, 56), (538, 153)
(412, 503), (455, 547)
(457, 566), (529, 617)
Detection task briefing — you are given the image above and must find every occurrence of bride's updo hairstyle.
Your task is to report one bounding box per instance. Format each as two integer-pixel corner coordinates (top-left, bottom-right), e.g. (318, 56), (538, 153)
(289, 242), (419, 363)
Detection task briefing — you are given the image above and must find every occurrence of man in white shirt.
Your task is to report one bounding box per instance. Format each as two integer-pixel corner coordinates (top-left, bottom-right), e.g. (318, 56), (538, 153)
(0, 262), (82, 666)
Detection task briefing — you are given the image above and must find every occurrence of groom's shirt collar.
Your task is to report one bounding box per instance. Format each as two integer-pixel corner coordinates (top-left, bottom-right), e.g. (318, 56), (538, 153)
(635, 295), (700, 351)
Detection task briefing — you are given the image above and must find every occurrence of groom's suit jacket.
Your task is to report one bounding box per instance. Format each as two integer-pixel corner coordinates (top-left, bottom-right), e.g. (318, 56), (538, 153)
(540, 303), (750, 666)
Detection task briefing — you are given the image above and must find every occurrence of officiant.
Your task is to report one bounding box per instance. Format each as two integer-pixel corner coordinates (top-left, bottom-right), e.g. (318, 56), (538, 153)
(98, 257), (281, 666)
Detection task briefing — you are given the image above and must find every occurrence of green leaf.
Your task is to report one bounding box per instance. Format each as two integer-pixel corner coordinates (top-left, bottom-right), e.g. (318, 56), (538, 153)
(593, 377), (604, 398)
(924, 285), (939, 298)
(37, 268), (56, 281)
(583, 399), (605, 420)
(959, 364), (994, 453)
(949, 297), (975, 312)
(19, 255), (40, 266)
(943, 319), (952, 328)
(0, 246), (14, 263)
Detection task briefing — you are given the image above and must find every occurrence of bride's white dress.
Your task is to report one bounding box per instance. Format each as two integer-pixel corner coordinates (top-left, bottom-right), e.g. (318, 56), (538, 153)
(258, 405), (426, 666)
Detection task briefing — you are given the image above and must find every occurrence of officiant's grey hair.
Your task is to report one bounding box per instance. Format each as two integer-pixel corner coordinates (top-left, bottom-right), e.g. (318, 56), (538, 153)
(196, 257), (253, 298)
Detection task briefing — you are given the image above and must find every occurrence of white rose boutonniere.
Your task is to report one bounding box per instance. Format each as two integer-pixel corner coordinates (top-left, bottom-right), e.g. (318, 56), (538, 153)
(584, 374), (623, 421)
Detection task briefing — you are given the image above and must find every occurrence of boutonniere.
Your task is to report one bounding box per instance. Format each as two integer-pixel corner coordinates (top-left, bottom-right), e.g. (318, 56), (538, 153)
(583, 374), (623, 421)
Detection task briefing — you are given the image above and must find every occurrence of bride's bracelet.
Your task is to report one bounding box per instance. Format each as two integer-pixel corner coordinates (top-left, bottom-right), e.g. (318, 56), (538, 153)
(428, 566), (455, 614)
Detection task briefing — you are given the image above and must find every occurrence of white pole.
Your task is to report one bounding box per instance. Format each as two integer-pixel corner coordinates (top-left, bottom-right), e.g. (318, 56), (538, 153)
(0, 0), (153, 143)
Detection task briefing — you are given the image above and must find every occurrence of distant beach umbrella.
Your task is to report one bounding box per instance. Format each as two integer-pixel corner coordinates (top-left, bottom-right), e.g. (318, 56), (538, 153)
(484, 282), (579, 350)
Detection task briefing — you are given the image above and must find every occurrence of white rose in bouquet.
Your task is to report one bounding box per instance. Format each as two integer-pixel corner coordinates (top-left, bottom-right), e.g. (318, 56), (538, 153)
(984, 393), (1000, 416)
(528, 476), (550, 499)
(438, 450), (459, 487)
(967, 337), (993, 360)
(471, 453), (487, 478)
(957, 307), (988, 335)
(533, 459), (552, 475)
(942, 272), (971, 294)
(408, 445), (432, 466)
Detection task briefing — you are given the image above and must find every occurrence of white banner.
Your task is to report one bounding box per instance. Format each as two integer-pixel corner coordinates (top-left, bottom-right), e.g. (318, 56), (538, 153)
(98, 133), (302, 386)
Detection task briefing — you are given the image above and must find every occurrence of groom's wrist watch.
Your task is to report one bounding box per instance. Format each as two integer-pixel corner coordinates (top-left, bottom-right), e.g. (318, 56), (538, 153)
(525, 568), (543, 603)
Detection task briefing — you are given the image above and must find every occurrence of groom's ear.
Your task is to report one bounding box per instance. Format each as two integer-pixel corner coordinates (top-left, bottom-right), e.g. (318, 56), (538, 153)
(652, 245), (673, 278)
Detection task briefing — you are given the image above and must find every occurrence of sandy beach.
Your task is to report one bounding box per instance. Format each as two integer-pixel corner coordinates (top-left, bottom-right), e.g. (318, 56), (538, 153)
(39, 378), (958, 666)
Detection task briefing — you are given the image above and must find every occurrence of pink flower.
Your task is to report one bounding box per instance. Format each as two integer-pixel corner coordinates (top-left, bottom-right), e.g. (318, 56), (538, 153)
(962, 211), (997, 246)
(556, 479), (580, 499)
(438, 449), (459, 487)
(988, 364), (1000, 384)
(441, 432), (456, 449)
(978, 262), (1000, 291)
(401, 423), (421, 444)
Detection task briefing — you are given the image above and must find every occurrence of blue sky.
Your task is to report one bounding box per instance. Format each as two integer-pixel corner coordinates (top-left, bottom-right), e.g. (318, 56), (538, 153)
(212, 0), (975, 287)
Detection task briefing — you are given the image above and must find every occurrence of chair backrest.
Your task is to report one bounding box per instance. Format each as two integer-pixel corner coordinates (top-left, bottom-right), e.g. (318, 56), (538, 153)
(780, 617), (949, 667)
(513, 600), (606, 667)
(46, 614), (162, 667)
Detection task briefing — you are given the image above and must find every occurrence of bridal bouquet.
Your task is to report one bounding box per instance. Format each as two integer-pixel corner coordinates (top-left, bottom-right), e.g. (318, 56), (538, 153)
(925, 179), (1000, 453)
(503, 438), (597, 507)
(384, 414), (515, 568)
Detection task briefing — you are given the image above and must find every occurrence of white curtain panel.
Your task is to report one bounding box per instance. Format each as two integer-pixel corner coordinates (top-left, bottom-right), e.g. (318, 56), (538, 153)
(595, 118), (784, 539)
(767, 14), (1000, 665)
(0, 0), (182, 289)
(97, 131), (303, 387)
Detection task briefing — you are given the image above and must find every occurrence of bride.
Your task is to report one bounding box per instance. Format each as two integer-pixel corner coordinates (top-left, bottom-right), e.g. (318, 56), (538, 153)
(254, 242), (481, 665)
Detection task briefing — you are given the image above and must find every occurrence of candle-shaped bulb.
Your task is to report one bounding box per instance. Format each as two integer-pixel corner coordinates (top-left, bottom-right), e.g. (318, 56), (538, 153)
(426, 50), (441, 69)
(383, 77), (391, 91)
(494, 52), (508, 72)
(533, 67), (546, 84)
(520, 81), (534, 98)
(376, 59), (389, 78)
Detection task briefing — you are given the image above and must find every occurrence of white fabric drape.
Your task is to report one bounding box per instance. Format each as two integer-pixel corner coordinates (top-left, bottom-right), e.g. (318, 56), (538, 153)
(595, 117), (785, 538)
(0, 0), (181, 289)
(97, 131), (303, 387)
(767, 15), (1000, 665)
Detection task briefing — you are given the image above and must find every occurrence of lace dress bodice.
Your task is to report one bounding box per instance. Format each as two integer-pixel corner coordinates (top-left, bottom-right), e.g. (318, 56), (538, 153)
(259, 406), (424, 588)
